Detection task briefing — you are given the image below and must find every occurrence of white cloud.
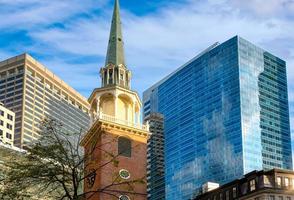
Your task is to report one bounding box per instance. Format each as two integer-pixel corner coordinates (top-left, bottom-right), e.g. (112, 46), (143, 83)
(30, 18), (110, 56)
(231, 0), (294, 17)
(0, 0), (109, 29)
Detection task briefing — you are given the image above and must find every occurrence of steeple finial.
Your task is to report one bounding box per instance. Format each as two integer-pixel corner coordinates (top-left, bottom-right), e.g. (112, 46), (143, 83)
(105, 0), (126, 67)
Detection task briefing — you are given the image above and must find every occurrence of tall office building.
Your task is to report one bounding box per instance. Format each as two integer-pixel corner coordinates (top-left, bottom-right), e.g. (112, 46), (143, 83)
(144, 113), (165, 200)
(0, 54), (90, 148)
(143, 36), (292, 199)
(0, 102), (15, 146)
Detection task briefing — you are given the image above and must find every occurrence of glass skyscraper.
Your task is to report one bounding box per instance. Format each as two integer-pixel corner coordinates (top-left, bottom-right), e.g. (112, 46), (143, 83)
(143, 36), (292, 199)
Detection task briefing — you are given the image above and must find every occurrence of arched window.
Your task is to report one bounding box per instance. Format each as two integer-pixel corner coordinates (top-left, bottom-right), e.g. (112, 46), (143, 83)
(126, 73), (129, 87)
(104, 70), (107, 86)
(109, 69), (113, 84)
(119, 195), (130, 200)
(118, 137), (131, 157)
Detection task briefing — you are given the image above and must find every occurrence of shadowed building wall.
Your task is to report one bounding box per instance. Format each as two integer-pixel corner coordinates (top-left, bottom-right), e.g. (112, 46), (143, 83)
(144, 113), (165, 200)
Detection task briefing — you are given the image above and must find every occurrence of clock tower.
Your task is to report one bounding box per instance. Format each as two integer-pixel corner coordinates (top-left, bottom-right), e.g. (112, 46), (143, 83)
(81, 0), (150, 199)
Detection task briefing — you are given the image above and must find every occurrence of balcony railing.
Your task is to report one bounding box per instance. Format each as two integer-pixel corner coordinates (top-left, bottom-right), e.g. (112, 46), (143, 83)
(95, 112), (149, 131)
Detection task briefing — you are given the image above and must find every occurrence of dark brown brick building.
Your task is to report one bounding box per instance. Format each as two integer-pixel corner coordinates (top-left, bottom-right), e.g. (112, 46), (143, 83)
(194, 169), (294, 200)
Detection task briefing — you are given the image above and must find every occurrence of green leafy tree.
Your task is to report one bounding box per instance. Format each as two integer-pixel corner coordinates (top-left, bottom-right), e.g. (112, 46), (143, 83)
(0, 119), (146, 200)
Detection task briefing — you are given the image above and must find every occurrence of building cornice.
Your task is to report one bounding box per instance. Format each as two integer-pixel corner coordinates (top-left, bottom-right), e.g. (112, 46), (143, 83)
(81, 118), (150, 147)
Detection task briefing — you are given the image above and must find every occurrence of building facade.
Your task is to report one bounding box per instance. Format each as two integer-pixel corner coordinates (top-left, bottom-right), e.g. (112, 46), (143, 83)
(0, 102), (15, 146)
(144, 113), (165, 200)
(143, 36), (292, 199)
(81, 0), (149, 199)
(0, 54), (90, 148)
(194, 169), (294, 200)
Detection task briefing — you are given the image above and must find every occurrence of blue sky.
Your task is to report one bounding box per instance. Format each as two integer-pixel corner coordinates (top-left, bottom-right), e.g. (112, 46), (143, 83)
(0, 0), (294, 139)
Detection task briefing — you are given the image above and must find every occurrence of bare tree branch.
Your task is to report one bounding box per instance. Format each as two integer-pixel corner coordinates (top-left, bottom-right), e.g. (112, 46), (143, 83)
(0, 118), (146, 200)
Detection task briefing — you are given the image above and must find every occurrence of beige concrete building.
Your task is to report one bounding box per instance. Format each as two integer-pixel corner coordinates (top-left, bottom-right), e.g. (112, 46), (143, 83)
(0, 54), (90, 148)
(0, 102), (15, 146)
(194, 169), (294, 200)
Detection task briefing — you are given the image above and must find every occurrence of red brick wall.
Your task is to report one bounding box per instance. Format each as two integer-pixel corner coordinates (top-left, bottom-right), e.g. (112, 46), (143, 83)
(84, 129), (147, 200)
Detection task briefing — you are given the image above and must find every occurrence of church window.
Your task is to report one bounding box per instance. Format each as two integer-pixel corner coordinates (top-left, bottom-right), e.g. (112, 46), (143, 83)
(109, 69), (113, 84)
(126, 73), (129, 87)
(115, 68), (118, 79)
(119, 195), (130, 200)
(103, 70), (107, 86)
(118, 137), (131, 157)
(119, 169), (130, 180)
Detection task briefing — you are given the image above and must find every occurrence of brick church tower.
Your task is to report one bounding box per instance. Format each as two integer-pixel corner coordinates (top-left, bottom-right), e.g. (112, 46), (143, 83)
(81, 0), (150, 199)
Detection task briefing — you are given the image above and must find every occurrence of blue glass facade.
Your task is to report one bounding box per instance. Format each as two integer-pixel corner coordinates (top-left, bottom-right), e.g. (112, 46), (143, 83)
(143, 36), (292, 200)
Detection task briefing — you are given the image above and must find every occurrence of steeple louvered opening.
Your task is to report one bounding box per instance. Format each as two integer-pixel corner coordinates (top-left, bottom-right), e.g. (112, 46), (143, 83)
(100, 64), (131, 89)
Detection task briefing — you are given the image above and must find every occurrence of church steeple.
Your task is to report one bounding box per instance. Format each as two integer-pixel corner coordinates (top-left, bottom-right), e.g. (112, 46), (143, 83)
(101, 0), (131, 89)
(105, 0), (125, 67)
(83, 2), (149, 197)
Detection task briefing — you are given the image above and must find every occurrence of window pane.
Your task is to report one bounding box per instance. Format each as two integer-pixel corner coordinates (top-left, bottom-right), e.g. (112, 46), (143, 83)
(250, 179), (256, 191)
(118, 137), (132, 157)
(285, 178), (289, 187)
(277, 177), (282, 187)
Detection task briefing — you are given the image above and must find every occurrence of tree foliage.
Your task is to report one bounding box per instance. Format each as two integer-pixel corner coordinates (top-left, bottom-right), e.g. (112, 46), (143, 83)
(0, 119), (145, 200)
